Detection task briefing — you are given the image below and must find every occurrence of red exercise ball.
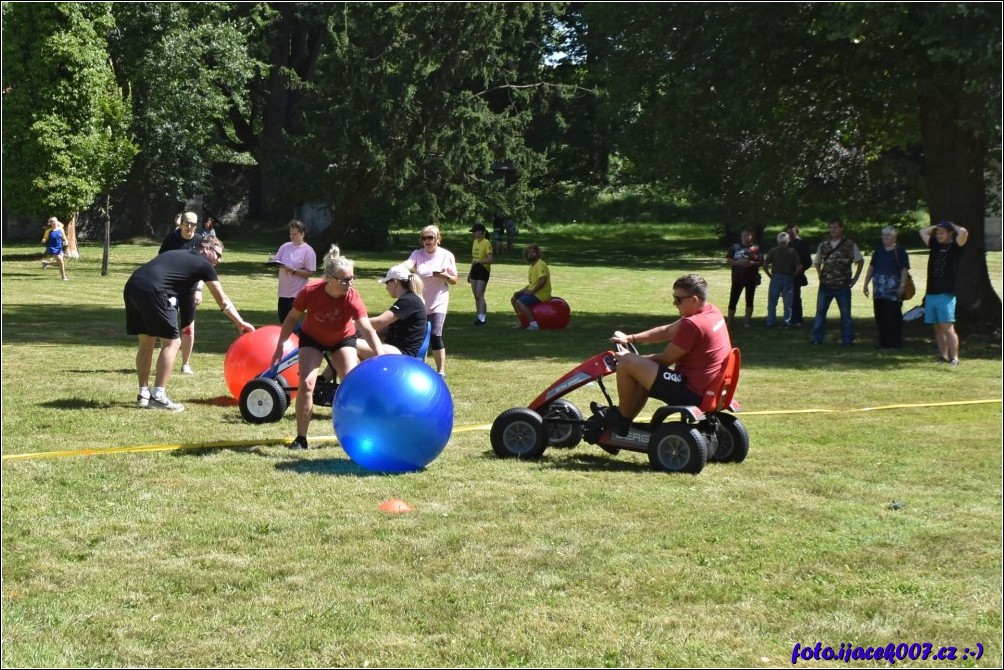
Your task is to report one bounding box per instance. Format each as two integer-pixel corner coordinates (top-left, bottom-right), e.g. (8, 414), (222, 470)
(518, 297), (572, 330)
(224, 325), (299, 399)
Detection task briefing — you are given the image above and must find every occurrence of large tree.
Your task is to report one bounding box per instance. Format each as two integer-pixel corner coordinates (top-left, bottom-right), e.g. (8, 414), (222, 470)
(108, 2), (257, 235)
(2, 2), (136, 239)
(275, 2), (549, 247)
(578, 2), (1001, 331)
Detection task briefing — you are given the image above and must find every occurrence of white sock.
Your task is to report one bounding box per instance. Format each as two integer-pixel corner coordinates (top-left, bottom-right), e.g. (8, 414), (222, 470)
(153, 387), (166, 399)
(529, 321), (538, 328)
(139, 387), (150, 398)
(478, 314), (486, 322)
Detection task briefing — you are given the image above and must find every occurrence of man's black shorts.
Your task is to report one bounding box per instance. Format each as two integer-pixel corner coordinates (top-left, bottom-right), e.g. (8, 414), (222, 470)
(124, 286), (179, 339)
(647, 365), (702, 406)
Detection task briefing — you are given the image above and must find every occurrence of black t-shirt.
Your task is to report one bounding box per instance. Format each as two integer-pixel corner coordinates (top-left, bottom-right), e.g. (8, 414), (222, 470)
(385, 291), (428, 356)
(925, 239), (963, 295)
(126, 250), (219, 298)
(158, 229), (204, 254)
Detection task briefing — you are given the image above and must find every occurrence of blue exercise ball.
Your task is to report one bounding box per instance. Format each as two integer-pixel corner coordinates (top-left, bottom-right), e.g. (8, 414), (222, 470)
(333, 356), (453, 473)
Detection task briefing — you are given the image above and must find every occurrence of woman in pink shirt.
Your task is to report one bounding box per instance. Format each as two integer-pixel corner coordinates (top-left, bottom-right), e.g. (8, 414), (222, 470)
(405, 225), (458, 377)
(270, 219), (317, 323)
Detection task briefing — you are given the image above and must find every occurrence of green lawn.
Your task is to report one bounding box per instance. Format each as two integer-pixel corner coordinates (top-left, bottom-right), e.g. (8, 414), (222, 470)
(2, 221), (1001, 667)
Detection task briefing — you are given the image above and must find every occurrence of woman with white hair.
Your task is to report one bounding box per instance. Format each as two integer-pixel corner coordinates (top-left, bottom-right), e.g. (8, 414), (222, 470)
(404, 225), (458, 377)
(862, 226), (910, 348)
(271, 245), (384, 450)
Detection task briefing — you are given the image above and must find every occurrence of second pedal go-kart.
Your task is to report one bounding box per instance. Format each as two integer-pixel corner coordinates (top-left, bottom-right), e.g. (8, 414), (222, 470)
(489, 343), (748, 474)
(238, 322), (434, 424)
(238, 347), (340, 424)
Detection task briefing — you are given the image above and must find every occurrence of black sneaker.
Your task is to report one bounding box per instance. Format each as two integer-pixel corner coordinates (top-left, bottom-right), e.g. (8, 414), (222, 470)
(288, 436), (309, 450)
(589, 402), (631, 436)
(474, 319), (485, 326)
(607, 408), (632, 437)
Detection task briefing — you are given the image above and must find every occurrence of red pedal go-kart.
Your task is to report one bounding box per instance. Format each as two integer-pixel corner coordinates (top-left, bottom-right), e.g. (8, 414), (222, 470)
(489, 344), (748, 474)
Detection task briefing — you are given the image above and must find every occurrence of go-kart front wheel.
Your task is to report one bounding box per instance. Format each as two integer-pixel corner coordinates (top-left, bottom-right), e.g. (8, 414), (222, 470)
(239, 377), (288, 424)
(490, 408), (547, 459)
(648, 423), (708, 474)
(542, 399), (583, 449)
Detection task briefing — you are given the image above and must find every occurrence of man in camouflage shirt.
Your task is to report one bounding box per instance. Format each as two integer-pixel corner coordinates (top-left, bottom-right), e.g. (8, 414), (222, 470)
(811, 218), (864, 345)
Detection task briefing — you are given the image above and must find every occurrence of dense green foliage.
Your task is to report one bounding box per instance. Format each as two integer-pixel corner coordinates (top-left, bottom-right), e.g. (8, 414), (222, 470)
(2, 2), (136, 218)
(2, 2), (1000, 327)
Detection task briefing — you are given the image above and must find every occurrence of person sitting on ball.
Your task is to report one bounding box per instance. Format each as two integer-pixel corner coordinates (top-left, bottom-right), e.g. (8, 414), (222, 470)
(271, 245), (384, 450)
(511, 243), (551, 331)
(358, 265), (428, 359)
(594, 273), (732, 435)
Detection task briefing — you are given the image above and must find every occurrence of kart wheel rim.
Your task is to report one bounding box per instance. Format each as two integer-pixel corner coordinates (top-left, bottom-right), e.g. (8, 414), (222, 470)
(503, 420), (541, 456)
(245, 388), (276, 418)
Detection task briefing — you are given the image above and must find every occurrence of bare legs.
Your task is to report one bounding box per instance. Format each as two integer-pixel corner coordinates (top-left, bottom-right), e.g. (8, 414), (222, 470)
(295, 346), (359, 438)
(136, 334), (181, 389)
(933, 322), (960, 362)
(613, 354), (659, 420)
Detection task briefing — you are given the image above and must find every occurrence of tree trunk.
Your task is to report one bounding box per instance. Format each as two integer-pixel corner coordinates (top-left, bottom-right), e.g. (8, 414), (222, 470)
(101, 194), (111, 276)
(257, 7), (327, 220)
(919, 88), (1002, 336)
(317, 167), (383, 250)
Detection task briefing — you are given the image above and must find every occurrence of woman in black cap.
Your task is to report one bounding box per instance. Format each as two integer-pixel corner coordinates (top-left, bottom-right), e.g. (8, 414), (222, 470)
(469, 222), (494, 325)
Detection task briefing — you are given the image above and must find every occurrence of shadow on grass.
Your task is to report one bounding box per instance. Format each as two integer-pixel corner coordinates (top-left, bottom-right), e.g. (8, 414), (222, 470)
(276, 458), (384, 477)
(39, 398), (118, 410)
(189, 395), (238, 407)
(543, 450), (654, 473)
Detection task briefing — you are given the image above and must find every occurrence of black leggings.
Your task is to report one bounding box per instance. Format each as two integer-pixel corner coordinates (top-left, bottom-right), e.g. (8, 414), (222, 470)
(728, 278), (758, 312)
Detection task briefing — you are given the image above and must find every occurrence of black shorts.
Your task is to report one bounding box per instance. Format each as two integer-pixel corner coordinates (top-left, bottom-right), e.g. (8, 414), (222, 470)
(470, 263), (491, 282)
(298, 330), (358, 353)
(647, 365), (702, 406)
(124, 286), (179, 339)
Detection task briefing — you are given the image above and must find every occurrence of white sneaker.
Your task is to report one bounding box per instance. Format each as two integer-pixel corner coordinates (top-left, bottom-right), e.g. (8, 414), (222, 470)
(148, 394), (184, 412)
(137, 393), (150, 408)
(527, 322), (540, 331)
(181, 364), (195, 375)
(42, 261), (48, 270)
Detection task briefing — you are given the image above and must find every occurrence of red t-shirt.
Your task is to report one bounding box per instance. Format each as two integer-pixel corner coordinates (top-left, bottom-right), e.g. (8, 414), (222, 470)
(672, 303), (732, 395)
(292, 280), (369, 347)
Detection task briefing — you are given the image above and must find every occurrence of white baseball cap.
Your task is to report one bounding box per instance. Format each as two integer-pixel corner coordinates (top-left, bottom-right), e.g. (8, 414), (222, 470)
(379, 265), (411, 284)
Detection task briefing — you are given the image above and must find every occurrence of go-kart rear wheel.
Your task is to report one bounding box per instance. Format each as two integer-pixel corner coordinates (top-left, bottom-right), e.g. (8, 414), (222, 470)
(239, 377), (288, 424)
(648, 423), (708, 474)
(542, 399), (583, 449)
(715, 414), (750, 463)
(490, 408), (547, 459)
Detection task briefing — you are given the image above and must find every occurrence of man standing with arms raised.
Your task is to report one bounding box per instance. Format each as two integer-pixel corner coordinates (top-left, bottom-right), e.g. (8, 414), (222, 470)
(920, 220), (968, 366)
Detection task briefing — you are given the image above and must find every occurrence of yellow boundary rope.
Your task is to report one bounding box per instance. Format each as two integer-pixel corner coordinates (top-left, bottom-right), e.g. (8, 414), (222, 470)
(2, 400), (999, 463)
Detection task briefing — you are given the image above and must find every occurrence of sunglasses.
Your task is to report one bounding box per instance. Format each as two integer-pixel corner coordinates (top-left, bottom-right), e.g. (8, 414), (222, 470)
(181, 222), (198, 228)
(672, 294), (694, 305)
(336, 276), (355, 285)
(205, 248), (222, 263)
(421, 235), (436, 241)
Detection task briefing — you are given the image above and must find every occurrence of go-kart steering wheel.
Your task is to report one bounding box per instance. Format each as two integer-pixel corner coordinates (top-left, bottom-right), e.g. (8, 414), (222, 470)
(613, 340), (639, 355)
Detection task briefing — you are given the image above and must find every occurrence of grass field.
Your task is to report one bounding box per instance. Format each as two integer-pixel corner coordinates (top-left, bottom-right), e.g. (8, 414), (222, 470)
(2, 220), (1001, 667)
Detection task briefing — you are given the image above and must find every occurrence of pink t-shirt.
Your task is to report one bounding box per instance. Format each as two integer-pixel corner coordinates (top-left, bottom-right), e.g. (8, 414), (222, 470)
(407, 247), (457, 314)
(273, 241), (317, 298)
(672, 303), (732, 395)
